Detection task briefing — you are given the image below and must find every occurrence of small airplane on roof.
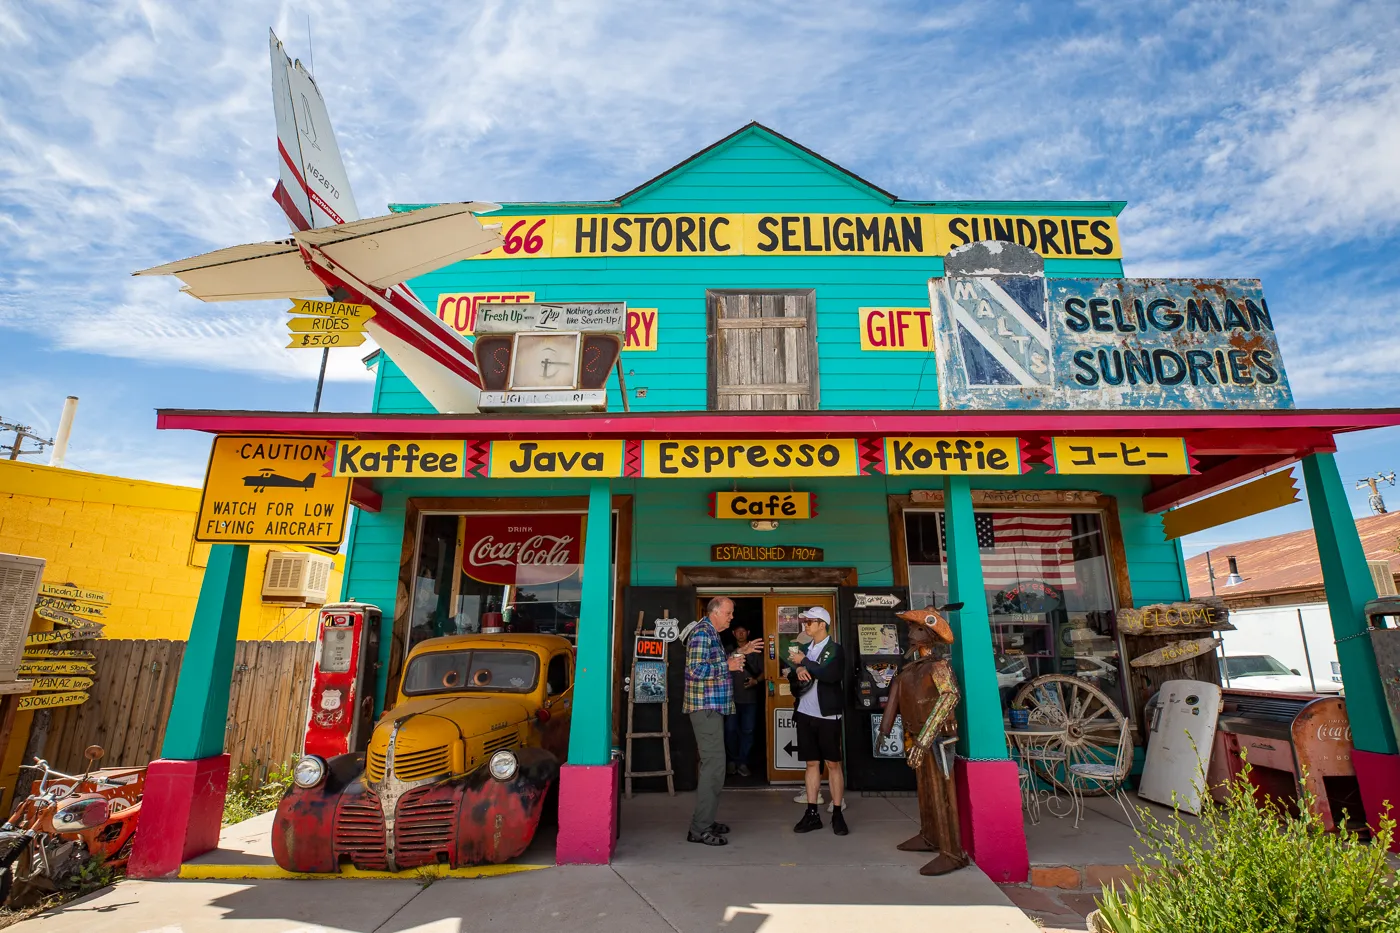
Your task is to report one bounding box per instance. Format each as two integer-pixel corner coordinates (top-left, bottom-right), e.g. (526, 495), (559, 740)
(243, 469), (317, 492)
(135, 30), (500, 414)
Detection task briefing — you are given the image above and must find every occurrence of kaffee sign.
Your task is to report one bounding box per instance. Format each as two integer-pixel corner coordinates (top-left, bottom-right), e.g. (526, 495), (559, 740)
(461, 513), (583, 586)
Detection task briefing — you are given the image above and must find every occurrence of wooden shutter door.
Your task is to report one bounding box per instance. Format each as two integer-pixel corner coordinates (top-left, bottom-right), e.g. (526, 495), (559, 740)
(707, 290), (818, 410)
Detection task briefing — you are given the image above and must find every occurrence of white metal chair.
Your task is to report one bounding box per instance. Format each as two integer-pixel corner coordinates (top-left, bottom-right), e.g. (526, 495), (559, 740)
(1066, 717), (1136, 829)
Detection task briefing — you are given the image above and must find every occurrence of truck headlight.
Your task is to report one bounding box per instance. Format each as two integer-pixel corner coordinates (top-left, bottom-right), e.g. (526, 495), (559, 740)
(293, 755), (327, 788)
(488, 750), (518, 781)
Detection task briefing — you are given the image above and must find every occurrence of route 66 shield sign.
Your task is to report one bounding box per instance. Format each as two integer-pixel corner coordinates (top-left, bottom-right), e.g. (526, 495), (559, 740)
(653, 618), (681, 642)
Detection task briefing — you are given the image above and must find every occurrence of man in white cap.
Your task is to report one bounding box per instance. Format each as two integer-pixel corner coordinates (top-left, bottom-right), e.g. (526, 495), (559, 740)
(784, 606), (848, 835)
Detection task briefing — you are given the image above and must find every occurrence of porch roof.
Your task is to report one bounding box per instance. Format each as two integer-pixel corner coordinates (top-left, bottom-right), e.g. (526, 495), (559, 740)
(155, 407), (1400, 513)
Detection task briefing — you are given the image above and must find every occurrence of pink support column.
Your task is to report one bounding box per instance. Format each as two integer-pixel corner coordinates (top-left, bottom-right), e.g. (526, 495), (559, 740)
(555, 761), (619, 864)
(1353, 749), (1400, 852)
(955, 757), (1029, 883)
(127, 755), (231, 878)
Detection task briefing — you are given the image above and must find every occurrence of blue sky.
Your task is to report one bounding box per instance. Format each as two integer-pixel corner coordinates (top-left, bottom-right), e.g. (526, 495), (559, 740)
(2, 1), (1398, 556)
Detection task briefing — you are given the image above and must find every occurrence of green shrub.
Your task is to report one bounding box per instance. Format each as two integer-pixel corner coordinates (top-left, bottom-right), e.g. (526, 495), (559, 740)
(222, 761), (294, 825)
(1096, 760), (1400, 932)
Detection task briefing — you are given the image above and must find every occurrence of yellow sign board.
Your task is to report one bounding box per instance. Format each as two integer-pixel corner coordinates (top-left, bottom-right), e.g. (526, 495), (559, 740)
(26, 628), (100, 646)
(332, 440), (467, 478)
(884, 437), (1024, 475)
(288, 299), (375, 320)
(286, 332), (366, 349)
(488, 441), (626, 479)
(1050, 437), (1191, 475)
(34, 596), (105, 619)
(642, 439), (861, 478)
(34, 606), (101, 628)
(18, 691), (88, 712)
(29, 676), (94, 692)
(288, 316), (369, 333)
(712, 492), (813, 520)
(1161, 469), (1299, 540)
(22, 648), (95, 660)
(38, 583), (108, 604)
(859, 308), (934, 351)
(196, 436), (350, 546)
(18, 660), (95, 676)
(468, 213), (1122, 261)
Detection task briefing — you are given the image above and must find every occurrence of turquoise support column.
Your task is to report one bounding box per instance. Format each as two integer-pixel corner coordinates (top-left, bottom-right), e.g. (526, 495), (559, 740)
(942, 476), (1007, 760)
(568, 479), (613, 765)
(161, 544), (247, 760)
(1302, 453), (1394, 754)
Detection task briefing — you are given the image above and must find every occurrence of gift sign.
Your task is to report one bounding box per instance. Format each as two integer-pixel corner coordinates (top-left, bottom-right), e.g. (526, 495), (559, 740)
(461, 513), (583, 586)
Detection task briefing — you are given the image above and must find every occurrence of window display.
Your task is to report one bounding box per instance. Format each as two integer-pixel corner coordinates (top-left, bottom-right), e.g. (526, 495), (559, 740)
(903, 509), (1123, 714)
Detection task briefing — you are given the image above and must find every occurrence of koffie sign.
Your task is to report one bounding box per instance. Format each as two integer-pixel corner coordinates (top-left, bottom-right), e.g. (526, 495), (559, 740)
(931, 260), (1294, 411)
(469, 213), (1121, 261)
(196, 436), (350, 546)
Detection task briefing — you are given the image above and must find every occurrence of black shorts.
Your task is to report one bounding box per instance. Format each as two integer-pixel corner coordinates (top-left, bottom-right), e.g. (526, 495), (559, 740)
(794, 711), (843, 762)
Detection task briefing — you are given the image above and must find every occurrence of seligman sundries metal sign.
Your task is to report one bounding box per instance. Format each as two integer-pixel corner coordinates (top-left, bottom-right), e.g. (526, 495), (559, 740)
(929, 242), (1293, 410)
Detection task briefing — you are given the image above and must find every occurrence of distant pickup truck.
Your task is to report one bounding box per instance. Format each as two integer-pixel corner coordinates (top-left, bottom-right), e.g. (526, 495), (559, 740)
(1219, 654), (1343, 695)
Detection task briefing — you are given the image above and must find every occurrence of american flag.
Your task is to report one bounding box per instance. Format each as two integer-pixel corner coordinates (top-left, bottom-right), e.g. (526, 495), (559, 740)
(940, 513), (1078, 586)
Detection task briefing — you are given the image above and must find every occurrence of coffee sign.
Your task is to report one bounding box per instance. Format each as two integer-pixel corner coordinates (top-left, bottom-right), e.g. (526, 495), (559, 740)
(461, 513), (582, 586)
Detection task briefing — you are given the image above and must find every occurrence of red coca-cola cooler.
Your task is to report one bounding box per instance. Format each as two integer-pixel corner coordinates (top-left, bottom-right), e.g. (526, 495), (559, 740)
(302, 602), (382, 758)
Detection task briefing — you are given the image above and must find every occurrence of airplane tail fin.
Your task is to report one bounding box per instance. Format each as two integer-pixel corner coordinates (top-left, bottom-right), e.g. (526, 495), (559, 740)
(303, 472), (317, 487)
(269, 29), (360, 232)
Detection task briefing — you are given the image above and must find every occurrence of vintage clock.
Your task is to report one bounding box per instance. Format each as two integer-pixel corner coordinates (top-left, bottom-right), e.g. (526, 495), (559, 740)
(472, 302), (626, 411)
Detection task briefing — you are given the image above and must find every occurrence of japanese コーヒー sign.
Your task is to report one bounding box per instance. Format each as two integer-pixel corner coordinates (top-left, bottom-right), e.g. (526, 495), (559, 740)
(1049, 437), (1192, 475)
(196, 436), (350, 546)
(930, 248), (1293, 410)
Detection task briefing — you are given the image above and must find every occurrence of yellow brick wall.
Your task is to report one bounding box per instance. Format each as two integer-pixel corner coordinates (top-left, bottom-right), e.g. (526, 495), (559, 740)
(0, 460), (343, 641)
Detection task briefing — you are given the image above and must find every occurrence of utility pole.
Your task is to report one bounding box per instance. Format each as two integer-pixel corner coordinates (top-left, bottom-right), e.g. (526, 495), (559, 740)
(0, 419), (53, 461)
(1357, 472), (1397, 515)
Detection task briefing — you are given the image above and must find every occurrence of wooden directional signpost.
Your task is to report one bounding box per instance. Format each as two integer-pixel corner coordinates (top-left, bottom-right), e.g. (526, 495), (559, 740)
(285, 299), (373, 349)
(22, 582), (109, 720)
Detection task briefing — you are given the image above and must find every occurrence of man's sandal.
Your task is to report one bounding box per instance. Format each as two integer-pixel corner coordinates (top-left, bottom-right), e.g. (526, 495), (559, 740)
(687, 829), (728, 846)
(709, 822), (730, 834)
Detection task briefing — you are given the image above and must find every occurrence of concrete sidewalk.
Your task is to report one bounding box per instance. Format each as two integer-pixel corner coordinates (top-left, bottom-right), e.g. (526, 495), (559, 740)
(14, 788), (1039, 932)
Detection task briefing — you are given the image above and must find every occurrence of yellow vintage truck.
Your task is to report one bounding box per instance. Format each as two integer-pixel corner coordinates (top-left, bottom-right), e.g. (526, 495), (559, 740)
(273, 633), (573, 872)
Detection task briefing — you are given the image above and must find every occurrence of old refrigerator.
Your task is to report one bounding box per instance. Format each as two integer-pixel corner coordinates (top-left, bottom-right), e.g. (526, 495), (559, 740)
(1138, 679), (1222, 814)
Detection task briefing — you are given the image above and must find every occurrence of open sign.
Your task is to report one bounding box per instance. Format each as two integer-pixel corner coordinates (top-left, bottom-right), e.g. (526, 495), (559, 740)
(636, 637), (665, 659)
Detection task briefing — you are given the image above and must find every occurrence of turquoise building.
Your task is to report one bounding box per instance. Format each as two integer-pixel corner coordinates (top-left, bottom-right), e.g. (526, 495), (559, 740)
(154, 125), (1400, 880)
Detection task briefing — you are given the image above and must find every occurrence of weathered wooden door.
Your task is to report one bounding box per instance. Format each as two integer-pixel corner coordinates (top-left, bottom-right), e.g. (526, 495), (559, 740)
(707, 290), (818, 410)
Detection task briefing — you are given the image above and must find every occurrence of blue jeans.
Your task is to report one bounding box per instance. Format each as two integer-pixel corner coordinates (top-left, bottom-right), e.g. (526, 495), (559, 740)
(725, 702), (758, 766)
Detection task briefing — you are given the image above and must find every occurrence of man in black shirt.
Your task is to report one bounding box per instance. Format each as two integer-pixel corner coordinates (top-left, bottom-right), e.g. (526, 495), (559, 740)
(725, 625), (764, 777)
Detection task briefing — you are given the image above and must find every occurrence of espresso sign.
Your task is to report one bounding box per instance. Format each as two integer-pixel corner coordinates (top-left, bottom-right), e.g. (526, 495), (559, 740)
(461, 513), (583, 586)
(711, 544), (825, 562)
(643, 439), (860, 478)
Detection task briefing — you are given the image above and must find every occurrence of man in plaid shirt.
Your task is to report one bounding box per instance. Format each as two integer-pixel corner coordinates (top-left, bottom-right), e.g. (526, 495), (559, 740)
(682, 596), (758, 845)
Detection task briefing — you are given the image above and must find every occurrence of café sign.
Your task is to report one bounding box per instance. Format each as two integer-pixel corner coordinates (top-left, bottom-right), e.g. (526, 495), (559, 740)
(711, 492), (813, 520)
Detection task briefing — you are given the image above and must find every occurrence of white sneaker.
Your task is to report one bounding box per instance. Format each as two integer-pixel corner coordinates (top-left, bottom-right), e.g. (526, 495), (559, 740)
(793, 790), (825, 805)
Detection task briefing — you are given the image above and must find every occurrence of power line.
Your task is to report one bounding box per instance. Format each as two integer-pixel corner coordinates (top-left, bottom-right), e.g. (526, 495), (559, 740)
(1357, 472), (1397, 515)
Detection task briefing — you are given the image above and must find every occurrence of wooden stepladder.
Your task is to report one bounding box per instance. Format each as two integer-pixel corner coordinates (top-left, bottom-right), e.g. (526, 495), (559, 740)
(624, 610), (675, 798)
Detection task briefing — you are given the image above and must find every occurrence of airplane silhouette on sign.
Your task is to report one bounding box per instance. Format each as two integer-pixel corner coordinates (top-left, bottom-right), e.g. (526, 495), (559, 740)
(243, 469), (317, 492)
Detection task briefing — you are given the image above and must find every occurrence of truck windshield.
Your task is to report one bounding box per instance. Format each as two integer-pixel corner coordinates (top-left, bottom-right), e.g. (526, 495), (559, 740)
(1224, 655), (1294, 678)
(402, 649), (539, 695)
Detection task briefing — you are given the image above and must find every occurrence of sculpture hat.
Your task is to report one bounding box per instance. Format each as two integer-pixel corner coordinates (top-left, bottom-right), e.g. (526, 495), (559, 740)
(894, 603), (962, 645)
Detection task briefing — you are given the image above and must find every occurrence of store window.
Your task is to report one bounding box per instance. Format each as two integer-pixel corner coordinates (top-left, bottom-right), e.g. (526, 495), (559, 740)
(410, 511), (614, 656)
(903, 510), (1122, 713)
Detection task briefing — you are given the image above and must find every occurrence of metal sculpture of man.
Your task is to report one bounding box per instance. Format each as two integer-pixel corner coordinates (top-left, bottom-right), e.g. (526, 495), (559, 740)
(877, 603), (969, 875)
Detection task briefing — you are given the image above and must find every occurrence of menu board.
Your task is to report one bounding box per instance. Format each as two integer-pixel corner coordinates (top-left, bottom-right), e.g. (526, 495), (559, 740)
(858, 623), (902, 655)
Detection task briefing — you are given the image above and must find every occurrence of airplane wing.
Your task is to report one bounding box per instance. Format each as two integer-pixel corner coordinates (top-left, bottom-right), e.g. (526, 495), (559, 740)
(132, 240), (328, 302)
(296, 203), (502, 287)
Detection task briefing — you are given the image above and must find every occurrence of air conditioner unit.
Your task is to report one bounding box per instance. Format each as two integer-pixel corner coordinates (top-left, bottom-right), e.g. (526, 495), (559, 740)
(263, 552), (334, 605)
(0, 553), (44, 683)
(1369, 560), (1398, 597)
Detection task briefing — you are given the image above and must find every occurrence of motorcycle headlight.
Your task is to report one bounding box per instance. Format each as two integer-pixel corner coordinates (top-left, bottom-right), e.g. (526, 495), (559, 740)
(488, 750), (518, 782)
(293, 755), (327, 788)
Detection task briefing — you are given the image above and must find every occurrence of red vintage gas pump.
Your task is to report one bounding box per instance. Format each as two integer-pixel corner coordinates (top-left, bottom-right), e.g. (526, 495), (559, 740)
(302, 602), (382, 758)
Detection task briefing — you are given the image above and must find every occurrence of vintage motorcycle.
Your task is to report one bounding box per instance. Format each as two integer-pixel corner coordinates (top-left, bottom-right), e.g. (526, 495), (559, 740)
(0, 746), (145, 907)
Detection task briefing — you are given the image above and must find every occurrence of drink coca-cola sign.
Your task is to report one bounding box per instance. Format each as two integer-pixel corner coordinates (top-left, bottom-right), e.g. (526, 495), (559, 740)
(462, 513), (583, 586)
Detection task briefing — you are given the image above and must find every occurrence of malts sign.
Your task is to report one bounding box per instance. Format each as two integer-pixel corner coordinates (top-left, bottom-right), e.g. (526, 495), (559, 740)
(461, 513), (583, 586)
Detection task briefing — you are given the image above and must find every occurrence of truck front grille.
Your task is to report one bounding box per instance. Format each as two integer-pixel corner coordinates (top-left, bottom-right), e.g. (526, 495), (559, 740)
(391, 745), (452, 782)
(483, 732), (517, 755)
(366, 749), (387, 782)
(334, 794), (388, 870)
(394, 786), (457, 868)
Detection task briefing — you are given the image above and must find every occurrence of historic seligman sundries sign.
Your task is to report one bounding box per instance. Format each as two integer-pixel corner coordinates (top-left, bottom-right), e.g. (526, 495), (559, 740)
(929, 242), (1293, 410)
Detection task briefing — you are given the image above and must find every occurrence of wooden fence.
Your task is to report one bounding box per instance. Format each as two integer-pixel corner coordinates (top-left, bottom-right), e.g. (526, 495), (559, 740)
(40, 639), (315, 784)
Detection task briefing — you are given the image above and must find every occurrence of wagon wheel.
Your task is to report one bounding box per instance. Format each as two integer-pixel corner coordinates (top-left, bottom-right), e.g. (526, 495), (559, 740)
(1013, 674), (1126, 798)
